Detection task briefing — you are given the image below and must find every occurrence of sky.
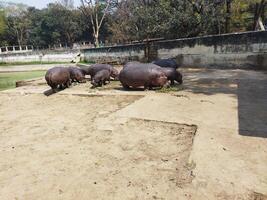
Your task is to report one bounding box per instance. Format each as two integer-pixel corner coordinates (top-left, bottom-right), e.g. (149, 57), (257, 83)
(1, 0), (81, 8)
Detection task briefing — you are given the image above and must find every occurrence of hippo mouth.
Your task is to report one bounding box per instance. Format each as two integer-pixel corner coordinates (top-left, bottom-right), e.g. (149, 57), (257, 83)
(158, 76), (168, 84)
(91, 80), (97, 87)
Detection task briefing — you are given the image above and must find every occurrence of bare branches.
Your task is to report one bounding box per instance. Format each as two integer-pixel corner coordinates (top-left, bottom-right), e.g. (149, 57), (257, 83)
(80, 0), (113, 46)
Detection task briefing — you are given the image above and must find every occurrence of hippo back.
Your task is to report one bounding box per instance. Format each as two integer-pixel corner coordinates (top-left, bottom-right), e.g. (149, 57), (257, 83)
(91, 69), (110, 86)
(45, 67), (70, 88)
(152, 59), (179, 69)
(119, 63), (167, 88)
(86, 64), (112, 76)
(123, 62), (162, 70)
(94, 69), (110, 81)
(160, 67), (183, 84)
(68, 67), (85, 81)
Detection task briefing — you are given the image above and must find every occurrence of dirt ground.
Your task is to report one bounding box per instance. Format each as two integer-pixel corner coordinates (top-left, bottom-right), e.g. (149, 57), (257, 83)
(0, 67), (267, 200)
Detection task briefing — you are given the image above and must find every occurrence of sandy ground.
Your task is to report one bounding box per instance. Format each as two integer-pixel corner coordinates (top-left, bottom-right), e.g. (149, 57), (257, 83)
(0, 67), (267, 199)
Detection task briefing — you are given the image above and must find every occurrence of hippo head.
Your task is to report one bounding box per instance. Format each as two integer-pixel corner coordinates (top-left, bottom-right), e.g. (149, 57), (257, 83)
(85, 67), (93, 76)
(152, 72), (168, 87)
(176, 72), (183, 84)
(111, 68), (119, 80)
(91, 78), (97, 87)
(80, 68), (87, 75)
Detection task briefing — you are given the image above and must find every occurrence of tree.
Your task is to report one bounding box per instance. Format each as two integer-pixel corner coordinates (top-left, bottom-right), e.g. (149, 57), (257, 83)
(0, 10), (6, 36)
(80, 0), (115, 47)
(225, 0), (232, 33)
(230, 0), (266, 32)
(108, 0), (225, 43)
(0, 10), (7, 46)
(6, 11), (31, 46)
(253, 0), (266, 30)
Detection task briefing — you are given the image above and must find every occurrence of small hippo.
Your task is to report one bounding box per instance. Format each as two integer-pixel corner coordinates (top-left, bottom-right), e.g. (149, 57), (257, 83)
(160, 68), (183, 85)
(91, 70), (110, 87)
(86, 64), (118, 80)
(68, 67), (86, 83)
(152, 58), (179, 69)
(45, 67), (71, 91)
(119, 63), (168, 90)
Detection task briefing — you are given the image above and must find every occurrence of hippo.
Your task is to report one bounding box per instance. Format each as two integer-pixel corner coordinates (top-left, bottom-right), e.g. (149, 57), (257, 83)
(123, 61), (141, 68)
(119, 63), (168, 90)
(68, 67), (86, 83)
(91, 70), (110, 87)
(160, 68), (183, 85)
(45, 67), (71, 91)
(152, 58), (179, 69)
(86, 64), (118, 80)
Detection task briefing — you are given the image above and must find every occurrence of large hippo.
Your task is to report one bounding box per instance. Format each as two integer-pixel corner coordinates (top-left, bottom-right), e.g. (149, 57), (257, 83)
(86, 64), (118, 80)
(123, 61), (141, 68)
(91, 70), (110, 87)
(119, 63), (168, 90)
(160, 68), (183, 85)
(152, 58), (179, 69)
(68, 67), (86, 83)
(45, 67), (71, 91)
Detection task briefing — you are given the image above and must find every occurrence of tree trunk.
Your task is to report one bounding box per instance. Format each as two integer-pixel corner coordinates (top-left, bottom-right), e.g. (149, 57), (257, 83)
(225, 0), (231, 33)
(253, 0), (266, 30)
(94, 33), (99, 47)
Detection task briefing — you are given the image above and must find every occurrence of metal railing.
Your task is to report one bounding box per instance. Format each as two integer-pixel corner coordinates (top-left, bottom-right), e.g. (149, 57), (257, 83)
(0, 45), (34, 54)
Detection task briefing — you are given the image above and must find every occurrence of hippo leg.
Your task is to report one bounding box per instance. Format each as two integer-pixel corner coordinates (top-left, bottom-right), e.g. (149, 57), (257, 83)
(122, 83), (130, 89)
(51, 84), (57, 92)
(78, 79), (84, 83)
(66, 80), (71, 88)
(170, 80), (175, 85)
(144, 84), (149, 91)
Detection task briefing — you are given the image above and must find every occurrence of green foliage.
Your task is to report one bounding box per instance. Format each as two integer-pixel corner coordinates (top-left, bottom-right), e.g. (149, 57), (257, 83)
(0, 10), (6, 34)
(108, 0), (266, 42)
(0, 10), (7, 46)
(0, 0), (265, 47)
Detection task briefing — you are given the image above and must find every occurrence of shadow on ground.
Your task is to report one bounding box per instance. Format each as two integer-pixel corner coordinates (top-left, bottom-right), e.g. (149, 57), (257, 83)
(43, 88), (68, 96)
(182, 69), (267, 138)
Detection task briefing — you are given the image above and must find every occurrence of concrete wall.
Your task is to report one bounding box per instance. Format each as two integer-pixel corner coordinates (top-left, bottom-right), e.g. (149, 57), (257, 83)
(0, 49), (80, 63)
(82, 31), (267, 70)
(82, 43), (146, 64)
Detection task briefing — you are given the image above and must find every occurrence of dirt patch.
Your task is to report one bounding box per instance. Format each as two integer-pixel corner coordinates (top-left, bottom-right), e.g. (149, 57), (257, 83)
(0, 93), (196, 199)
(0, 94), (140, 199)
(94, 119), (197, 199)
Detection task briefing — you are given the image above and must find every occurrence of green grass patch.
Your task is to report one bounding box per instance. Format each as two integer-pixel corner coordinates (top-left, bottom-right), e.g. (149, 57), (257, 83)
(0, 71), (46, 91)
(156, 84), (184, 93)
(0, 61), (69, 66)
